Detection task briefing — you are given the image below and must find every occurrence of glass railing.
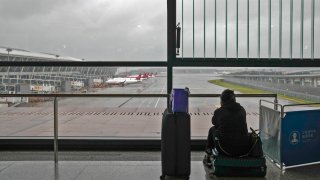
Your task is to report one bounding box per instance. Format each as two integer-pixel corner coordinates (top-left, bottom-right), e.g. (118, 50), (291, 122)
(176, 0), (319, 59)
(0, 92), (277, 163)
(0, 93), (277, 138)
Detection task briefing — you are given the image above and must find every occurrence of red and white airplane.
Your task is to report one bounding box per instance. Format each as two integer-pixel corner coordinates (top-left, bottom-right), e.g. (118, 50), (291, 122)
(147, 73), (156, 78)
(141, 73), (149, 80)
(128, 73), (157, 79)
(127, 74), (142, 79)
(128, 73), (148, 80)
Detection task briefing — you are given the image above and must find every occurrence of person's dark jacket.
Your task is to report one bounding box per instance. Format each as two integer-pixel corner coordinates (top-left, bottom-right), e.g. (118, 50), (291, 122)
(212, 101), (250, 156)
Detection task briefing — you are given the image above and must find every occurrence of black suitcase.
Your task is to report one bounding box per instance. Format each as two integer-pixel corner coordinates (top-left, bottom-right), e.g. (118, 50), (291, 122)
(160, 108), (190, 180)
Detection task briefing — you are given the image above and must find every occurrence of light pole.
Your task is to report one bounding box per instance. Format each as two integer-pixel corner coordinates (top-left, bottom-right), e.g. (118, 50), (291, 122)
(6, 48), (12, 61)
(81, 59), (85, 78)
(6, 48), (12, 85)
(56, 55), (60, 76)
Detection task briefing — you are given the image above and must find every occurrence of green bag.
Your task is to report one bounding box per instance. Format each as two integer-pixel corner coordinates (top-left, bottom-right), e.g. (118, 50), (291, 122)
(213, 155), (267, 177)
(212, 128), (267, 177)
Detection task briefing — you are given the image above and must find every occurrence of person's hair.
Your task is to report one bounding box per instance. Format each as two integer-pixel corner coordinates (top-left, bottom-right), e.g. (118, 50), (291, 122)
(220, 89), (236, 103)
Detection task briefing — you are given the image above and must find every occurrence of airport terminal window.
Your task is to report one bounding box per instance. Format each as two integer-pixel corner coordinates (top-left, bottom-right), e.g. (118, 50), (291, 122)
(173, 67), (320, 100)
(2, 65), (320, 139)
(0, 66), (167, 138)
(173, 67), (320, 138)
(0, 0), (320, 143)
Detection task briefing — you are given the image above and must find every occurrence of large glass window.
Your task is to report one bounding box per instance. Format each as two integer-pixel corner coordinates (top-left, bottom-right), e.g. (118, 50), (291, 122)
(0, 0), (320, 142)
(0, 0), (166, 62)
(0, 66), (167, 138)
(1, 66), (320, 138)
(173, 67), (320, 138)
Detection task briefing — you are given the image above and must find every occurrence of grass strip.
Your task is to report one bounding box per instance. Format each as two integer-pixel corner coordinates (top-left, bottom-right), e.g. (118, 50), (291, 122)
(208, 79), (316, 104)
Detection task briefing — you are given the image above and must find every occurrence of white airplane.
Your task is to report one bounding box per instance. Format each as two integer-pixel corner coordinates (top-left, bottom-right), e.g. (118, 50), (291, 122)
(106, 75), (141, 86)
(105, 78), (126, 86)
(124, 77), (141, 84)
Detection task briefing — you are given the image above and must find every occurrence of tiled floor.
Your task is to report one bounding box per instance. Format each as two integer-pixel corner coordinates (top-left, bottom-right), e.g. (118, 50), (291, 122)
(0, 151), (320, 180)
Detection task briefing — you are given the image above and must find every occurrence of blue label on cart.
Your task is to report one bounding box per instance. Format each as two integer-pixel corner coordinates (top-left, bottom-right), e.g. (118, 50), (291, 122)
(281, 110), (320, 166)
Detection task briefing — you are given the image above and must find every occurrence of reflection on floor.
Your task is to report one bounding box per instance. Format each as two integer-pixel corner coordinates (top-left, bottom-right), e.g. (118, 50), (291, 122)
(0, 151), (319, 180)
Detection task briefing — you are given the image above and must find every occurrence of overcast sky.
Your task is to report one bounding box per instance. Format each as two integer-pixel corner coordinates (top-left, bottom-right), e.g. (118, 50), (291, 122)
(0, 0), (166, 61)
(0, 0), (319, 61)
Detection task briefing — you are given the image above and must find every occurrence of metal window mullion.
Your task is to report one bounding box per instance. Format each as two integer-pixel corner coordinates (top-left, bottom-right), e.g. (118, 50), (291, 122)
(280, 105), (284, 170)
(204, 0), (206, 59)
(226, 0), (228, 59)
(290, 0), (293, 59)
(182, 0), (184, 59)
(301, 0), (304, 59)
(258, 0), (261, 59)
(279, 0), (282, 59)
(193, 0), (195, 59)
(237, 0), (239, 59)
(311, 0), (315, 59)
(167, 0), (175, 108)
(215, 0), (217, 59)
(54, 97), (58, 164)
(268, 0), (272, 59)
(247, 0), (250, 59)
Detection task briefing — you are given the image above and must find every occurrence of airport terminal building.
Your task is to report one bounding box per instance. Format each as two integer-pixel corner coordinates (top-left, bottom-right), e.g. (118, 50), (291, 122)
(0, 47), (117, 96)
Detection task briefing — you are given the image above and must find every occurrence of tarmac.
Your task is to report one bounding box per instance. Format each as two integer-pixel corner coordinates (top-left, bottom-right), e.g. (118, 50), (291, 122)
(0, 74), (274, 137)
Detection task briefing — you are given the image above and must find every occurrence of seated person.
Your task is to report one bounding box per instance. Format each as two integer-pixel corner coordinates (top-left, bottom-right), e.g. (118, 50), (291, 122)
(204, 89), (250, 166)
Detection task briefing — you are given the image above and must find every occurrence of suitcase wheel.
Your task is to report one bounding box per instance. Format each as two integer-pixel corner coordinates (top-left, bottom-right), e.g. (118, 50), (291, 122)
(160, 175), (165, 180)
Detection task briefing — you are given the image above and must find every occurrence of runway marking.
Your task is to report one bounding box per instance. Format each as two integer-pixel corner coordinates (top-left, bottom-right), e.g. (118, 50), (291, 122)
(0, 111), (260, 117)
(154, 85), (165, 108)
